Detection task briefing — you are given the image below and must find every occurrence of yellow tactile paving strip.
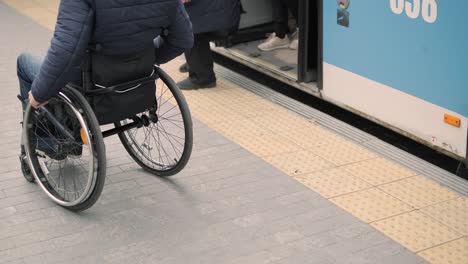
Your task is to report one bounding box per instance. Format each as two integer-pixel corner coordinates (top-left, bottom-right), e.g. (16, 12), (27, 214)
(4, 0), (467, 262)
(371, 211), (462, 252)
(308, 140), (378, 166)
(342, 157), (418, 186)
(379, 176), (460, 209)
(418, 237), (468, 264)
(263, 150), (335, 176)
(331, 188), (414, 223)
(420, 198), (468, 235)
(295, 168), (371, 199)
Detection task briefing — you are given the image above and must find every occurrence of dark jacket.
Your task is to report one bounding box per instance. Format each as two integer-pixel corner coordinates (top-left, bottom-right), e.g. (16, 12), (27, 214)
(31, 0), (194, 103)
(184, 0), (241, 34)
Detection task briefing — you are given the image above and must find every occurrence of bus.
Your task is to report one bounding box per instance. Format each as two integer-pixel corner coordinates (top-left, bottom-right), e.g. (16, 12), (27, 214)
(212, 0), (468, 177)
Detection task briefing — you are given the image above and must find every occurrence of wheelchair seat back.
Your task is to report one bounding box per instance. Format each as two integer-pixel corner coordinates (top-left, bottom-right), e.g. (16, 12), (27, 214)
(83, 47), (158, 125)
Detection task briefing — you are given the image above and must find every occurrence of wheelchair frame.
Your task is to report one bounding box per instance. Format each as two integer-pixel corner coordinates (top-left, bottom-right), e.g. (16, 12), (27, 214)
(20, 52), (193, 211)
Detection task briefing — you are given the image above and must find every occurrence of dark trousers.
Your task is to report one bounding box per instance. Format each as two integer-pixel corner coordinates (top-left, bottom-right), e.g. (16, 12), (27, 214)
(273, 0), (299, 38)
(184, 33), (216, 84)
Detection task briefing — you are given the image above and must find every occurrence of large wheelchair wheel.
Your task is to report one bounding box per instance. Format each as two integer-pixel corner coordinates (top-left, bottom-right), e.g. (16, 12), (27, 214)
(22, 86), (106, 212)
(116, 67), (193, 177)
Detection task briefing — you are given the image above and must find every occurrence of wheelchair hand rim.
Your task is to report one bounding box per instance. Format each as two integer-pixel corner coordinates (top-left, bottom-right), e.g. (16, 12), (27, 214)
(23, 92), (97, 207)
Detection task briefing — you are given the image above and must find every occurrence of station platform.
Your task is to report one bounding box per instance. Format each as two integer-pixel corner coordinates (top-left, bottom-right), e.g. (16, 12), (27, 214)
(0, 1), (467, 264)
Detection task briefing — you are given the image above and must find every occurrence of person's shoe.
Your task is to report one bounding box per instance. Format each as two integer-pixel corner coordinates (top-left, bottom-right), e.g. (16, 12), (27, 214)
(289, 29), (299, 50)
(177, 78), (216, 90)
(289, 39), (298, 50)
(258, 33), (290, 51)
(179, 63), (189, 73)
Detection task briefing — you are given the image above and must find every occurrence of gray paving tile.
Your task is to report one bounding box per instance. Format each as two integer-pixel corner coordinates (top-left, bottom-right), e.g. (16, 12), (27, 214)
(3, 259), (24, 264)
(0, 241), (55, 264)
(191, 142), (242, 158)
(321, 230), (392, 257)
(0, 238), (15, 252)
(0, 194), (37, 210)
(0, 206), (17, 218)
(3, 183), (39, 198)
(2, 209), (45, 226)
(14, 198), (56, 214)
(0, 178), (29, 191)
(333, 241), (428, 264)
(0, 172), (19, 183)
(272, 248), (335, 264)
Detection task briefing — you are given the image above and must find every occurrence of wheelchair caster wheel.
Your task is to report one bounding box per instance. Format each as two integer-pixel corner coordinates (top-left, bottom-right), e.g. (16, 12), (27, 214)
(20, 154), (35, 183)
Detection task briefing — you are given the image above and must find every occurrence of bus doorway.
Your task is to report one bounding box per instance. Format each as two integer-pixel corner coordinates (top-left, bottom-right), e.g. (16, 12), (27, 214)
(212, 0), (321, 94)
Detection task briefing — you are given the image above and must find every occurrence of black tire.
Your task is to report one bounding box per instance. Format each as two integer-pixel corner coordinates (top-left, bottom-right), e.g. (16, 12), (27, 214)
(117, 67), (193, 177)
(23, 86), (106, 212)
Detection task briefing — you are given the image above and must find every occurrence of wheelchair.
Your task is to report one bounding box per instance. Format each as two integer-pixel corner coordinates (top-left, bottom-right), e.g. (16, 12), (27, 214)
(19, 51), (193, 212)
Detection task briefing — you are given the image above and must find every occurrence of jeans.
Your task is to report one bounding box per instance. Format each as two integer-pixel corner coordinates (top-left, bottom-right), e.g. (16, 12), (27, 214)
(17, 53), (43, 107)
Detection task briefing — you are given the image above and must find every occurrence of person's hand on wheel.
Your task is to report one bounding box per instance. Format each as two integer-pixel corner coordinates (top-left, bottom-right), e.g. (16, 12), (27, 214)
(182, 0), (191, 3)
(28, 91), (48, 109)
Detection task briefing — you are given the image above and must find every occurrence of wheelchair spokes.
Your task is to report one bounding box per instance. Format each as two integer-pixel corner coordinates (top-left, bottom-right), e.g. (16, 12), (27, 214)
(117, 67), (193, 176)
(121, 82), (186, 170)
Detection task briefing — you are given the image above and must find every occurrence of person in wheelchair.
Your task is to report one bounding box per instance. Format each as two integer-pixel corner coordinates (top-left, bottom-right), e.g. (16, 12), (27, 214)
(17, 0), (194, 165)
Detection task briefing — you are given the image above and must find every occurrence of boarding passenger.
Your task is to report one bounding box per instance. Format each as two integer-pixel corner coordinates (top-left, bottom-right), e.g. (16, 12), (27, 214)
(178, 0), (242, 90)
(258, 0), (299, 51)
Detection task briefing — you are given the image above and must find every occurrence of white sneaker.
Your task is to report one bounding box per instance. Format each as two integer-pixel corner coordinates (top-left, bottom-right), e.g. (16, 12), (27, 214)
(258, 33), (290, 51)
(289, 39), (298, 50)
(289, 30), (299, 50)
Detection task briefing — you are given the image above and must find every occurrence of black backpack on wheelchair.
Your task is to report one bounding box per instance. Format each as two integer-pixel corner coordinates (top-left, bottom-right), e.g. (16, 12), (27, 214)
(83, 45), (158, 125)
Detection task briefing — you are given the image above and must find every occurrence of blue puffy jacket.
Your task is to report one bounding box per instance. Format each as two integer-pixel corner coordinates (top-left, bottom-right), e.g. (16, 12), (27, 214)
(31, 0), (194, 103)
(184, 0), (241, 34)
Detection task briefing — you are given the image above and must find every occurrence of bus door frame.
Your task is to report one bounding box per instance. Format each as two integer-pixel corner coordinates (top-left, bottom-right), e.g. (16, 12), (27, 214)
(465, 128), (468, 169)
(297, 0), (322, 89)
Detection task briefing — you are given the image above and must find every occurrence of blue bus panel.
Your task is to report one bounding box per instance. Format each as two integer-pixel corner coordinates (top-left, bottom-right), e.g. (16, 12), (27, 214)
(324, 0), (468, 117)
